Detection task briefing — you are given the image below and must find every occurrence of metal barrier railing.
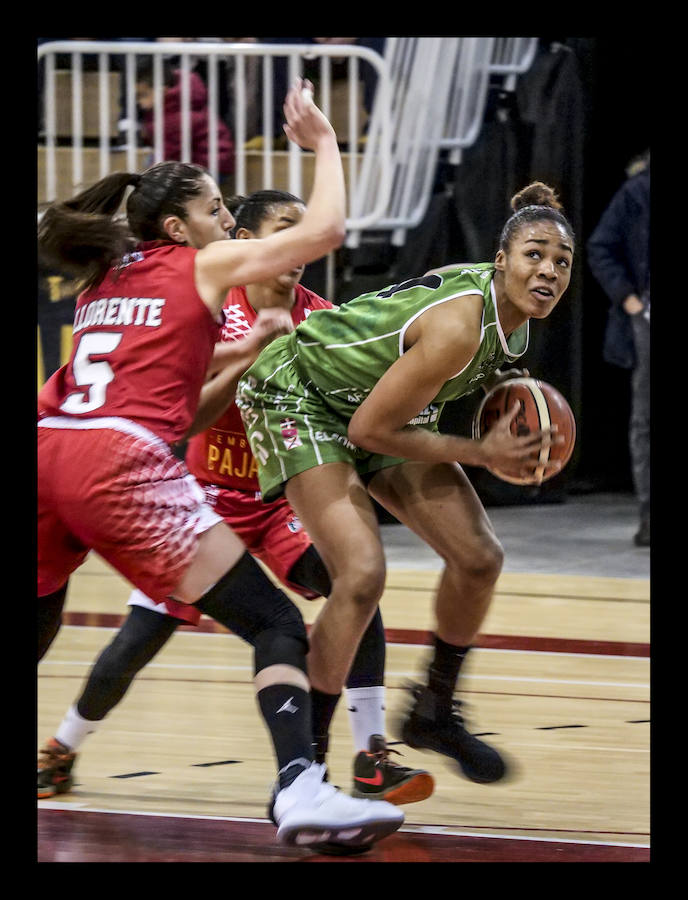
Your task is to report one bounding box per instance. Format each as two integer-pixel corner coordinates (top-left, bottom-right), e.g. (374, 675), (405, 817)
(439, 37), (496, 164)
(37, 38), (538, 253)
(489, 36), (539, 89)
(37, 40), (393, 233)
(346, 36), (538, 247)
(438, 37), (538, 164)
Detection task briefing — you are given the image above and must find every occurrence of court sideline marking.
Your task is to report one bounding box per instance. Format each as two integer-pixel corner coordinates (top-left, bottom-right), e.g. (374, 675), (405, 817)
(36, 803), (650, 849)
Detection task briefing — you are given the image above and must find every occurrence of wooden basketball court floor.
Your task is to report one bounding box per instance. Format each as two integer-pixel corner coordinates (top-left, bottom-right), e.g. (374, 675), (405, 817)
(37, 493), (650, 863)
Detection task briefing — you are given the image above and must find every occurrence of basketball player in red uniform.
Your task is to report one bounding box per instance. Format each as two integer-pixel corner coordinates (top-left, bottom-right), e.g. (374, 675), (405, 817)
(37, 80), (404, 851)
(38, 190), (433, 818)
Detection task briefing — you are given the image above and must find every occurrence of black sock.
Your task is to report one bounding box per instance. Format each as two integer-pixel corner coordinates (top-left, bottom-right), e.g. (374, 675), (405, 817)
(257, 683), (314, 788)
(310, 688), (340, 763)
(425, 636), (471, 709)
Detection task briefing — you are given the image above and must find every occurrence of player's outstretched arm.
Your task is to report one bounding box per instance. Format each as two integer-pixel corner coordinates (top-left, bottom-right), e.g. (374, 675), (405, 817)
(196, 80), (346, 313)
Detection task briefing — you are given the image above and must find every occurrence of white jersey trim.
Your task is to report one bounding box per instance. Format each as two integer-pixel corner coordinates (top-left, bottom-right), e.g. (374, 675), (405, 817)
(128, 588), (176, 615)
(37, 415), (164, 445)
(492, 280), (530, 359)
(398, 290), (484, 359)
(297, 329), (402, 351)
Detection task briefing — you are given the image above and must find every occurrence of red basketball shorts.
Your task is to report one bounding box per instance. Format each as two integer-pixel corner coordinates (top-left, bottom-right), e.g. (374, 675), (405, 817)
(37, 417), (222, 603)
(128, 483), (317, 625)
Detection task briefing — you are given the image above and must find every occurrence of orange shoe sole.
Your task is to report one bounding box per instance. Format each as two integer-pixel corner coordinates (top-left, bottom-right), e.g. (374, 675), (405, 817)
(352, 772), (435, 805)
(383, 772), (435, 805)
(37, 779), (73, 799)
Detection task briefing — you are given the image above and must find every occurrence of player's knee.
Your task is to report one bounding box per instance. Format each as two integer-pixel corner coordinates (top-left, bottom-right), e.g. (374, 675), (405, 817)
(449, 533), (503, 585)
(336, 560), (386, 613)
(97, 633), (147, 680)
(88, 611), (169, 684)
(253, 623), (309, 677)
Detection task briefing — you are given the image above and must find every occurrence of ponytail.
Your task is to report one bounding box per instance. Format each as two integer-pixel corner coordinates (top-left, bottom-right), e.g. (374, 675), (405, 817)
(38, 172), (138, 291)
(38, 162), (209, 291)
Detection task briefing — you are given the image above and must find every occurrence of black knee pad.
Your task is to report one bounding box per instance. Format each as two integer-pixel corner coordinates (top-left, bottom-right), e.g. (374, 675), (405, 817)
(195, 551), (311, 650)
(287, 544), (332, 598)
(253, 625), (309, 677)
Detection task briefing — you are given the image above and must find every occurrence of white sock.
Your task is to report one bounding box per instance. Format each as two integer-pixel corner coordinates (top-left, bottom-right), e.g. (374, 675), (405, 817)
(345, 686), (386, 752)
(54, 705), (100, 752)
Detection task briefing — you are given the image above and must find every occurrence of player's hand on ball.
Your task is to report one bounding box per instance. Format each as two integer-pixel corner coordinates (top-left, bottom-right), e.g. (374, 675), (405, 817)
(473, 377), (575, 485)
(478, 400), (561, 483)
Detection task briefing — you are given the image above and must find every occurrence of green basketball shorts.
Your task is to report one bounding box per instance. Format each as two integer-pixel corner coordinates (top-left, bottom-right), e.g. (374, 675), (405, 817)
(236, 337), (405, 501)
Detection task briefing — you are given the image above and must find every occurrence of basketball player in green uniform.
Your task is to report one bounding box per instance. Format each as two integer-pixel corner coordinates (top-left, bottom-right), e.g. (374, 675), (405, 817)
(236, 182), (574, 783)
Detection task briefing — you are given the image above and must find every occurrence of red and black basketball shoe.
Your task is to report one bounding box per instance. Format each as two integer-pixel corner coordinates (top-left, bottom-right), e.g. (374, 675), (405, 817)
(37, 737), (77, 799)
(351, 734), (435, 804)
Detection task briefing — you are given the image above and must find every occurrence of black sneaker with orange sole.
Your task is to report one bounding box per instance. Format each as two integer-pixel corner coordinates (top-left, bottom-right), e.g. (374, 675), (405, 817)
(351, 734), (435, 804)
(37, 737), (77, 799)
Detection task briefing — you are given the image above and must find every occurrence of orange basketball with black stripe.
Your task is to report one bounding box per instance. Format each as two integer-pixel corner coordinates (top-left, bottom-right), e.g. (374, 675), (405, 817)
(472, 377), (576, 485)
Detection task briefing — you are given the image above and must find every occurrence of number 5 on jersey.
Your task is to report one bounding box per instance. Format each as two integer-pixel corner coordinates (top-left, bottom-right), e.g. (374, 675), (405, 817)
(60, 332), (123, 415)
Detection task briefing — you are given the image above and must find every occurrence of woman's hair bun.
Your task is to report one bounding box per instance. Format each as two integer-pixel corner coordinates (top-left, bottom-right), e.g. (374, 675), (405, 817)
(510, 181), (563, 212)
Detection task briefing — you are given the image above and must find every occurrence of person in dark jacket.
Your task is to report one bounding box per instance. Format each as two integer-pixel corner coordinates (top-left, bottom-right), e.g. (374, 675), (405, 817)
(587, 151), (650, 546)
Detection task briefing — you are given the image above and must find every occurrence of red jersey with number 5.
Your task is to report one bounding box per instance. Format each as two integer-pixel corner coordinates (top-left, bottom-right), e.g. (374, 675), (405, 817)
(37, 242), (222, 445)
(185, 283), (333, 491)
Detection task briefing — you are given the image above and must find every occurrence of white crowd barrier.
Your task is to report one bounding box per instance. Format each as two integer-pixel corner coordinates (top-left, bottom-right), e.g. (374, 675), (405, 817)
(38, 38), (538, 256)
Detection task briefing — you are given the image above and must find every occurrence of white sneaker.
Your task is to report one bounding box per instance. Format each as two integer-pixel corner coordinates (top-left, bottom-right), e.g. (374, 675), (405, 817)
(272, 762), (404, 848)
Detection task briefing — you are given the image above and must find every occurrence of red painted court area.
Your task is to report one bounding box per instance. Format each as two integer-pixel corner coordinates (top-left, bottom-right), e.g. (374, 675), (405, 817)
(37, 808), (649, 863)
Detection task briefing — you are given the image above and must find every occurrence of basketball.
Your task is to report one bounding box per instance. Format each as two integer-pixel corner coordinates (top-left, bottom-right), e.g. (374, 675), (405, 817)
(472, 377), (576, 485)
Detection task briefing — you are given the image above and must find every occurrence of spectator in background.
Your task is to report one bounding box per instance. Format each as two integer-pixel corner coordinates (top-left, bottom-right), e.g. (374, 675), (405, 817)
(247, 38), (386, 149)
(37, 38), (153, 139)
(587, 150), (650, 547)
(153, 38), (247, 132)
(135, 57), (235, 187)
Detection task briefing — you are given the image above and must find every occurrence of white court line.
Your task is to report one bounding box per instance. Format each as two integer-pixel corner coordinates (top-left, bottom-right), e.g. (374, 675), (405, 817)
(36, 802), (649, 849)
(506, 741), (648, 753)
(39, 658), (650, 690)
(41, 660), (251, 672)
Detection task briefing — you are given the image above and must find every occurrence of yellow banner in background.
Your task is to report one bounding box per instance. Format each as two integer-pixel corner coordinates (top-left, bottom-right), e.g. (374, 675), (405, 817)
(37, 324), (74, 392)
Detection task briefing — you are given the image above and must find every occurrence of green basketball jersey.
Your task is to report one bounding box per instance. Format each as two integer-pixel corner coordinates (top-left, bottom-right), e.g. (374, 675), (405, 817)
(290, 263), (529, 422)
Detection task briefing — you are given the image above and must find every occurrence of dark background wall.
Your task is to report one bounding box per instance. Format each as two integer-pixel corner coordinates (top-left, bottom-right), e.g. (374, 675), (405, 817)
(567, 36), (651, 494)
